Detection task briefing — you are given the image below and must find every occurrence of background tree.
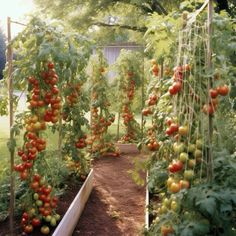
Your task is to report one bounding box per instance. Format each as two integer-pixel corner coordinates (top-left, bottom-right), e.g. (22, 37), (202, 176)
(33, 0), (235, 46)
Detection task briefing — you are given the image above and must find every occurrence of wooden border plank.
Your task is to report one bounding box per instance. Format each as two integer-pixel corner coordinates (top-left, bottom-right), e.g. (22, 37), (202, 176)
(115, 143), (139, 154)
(53, 169), (94, 236)
(145, 172), (149, 229)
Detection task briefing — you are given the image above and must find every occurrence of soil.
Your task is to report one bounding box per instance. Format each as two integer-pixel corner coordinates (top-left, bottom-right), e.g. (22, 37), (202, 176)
(0, 180), (83, 236)
(73, 153), (146, 236)
(0, 153), (146, 236)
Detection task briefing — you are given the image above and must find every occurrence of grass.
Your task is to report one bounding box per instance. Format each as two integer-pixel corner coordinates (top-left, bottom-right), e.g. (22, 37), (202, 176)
(0, 115), (11, 170)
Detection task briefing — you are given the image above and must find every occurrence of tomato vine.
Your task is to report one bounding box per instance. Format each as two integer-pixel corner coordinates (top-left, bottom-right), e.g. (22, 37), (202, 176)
(87, 51), (119, 158)
(114, 49), (143, 143)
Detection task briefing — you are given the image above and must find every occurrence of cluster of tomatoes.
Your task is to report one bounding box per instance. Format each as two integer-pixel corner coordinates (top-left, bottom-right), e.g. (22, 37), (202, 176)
(122, 105), (134, 125)
(203, 84), (229, 115)
(126, 72), (136, 100)
(15, 62), (61, 235)
(91, 107), (115, 136)
(157, 63), (211, 234)
(89, 64), (117, 156)
(120, 71), (138, 142)
(21, 173), (60, 234)
(168, 64), (190, 95)
(165, 118), (179, 137)
(14, 133), (46, 180)
(90, 107), (117, 154)
(75, 135), (87, 149)
(65, 83), (81, 107)
(142, 60), (160, 116)
(146, 128), (160, 151)
(142, 94), (158, 117)
(151, 59), (159, 77)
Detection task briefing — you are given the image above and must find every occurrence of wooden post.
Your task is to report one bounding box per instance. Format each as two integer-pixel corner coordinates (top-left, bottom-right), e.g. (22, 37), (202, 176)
(58, 112), (62, 159)
(116, 111), (120, 141)
(207, 0), (213, 181)
(7, 17), (15, 236)
(141, 54), (145, 139)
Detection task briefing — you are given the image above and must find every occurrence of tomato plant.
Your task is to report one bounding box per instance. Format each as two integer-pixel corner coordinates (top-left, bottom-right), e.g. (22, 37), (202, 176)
(143, 8), (236, 236)
(6, 17), (92, 234)
(86, 51), (119, 158)
(114, 49), (143, 143)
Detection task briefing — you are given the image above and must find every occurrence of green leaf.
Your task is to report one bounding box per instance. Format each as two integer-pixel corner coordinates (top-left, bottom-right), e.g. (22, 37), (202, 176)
(196, 197), (216, 217)
(137, 142), (142, 150)
(181, 220), (210, 236)
(7, 139), (16, 153)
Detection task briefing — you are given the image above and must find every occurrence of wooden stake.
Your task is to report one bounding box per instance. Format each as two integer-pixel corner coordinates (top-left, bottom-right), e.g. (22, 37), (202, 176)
(207, 0), (214, 181)
(116, 112), (120, 141)
(7, 16), (15, 236)
(141, 56), (145, 139)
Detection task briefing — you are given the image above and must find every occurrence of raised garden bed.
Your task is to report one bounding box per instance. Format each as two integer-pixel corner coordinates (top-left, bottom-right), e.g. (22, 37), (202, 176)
(0, 169), (94, 235)
(115, 143), (139, 154)
(53, 168), (94, 236)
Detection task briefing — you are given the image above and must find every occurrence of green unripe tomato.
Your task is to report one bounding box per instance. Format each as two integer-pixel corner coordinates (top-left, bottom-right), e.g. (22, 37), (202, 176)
(179, 152), (189, 162)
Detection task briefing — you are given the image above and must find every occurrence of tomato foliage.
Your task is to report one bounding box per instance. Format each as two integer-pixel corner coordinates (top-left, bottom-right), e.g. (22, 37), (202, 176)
(114, 49), (143, 143)
(143, 9), (236, 236)
(3, 17), (92, 233)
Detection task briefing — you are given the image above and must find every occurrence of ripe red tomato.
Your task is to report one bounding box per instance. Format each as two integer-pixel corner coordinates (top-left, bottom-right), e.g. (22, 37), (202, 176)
(30, 100), (38, 108)
(209, 89), (218, 98)
(43, 186), (52, 195)
(47, 62), (54, 69)
(20, 171), (28, 180)
(51, 201), (57, 208)
(37, 100), (45, 107)
(168, 86), (176, 95)
(17, 149), (24, 156)
(51, 86), (59, 94)
(29, 147), (37, 154)
(31, 217), (41, 227)
(33, 174), (41, 182)
(28, 76), (36, 84)
(152, 64), (159, 73)
(33, 88), (40, 95)
(169, 123), (179, 133)
(30, 181), (39, 190)
(17, 164), (25, 172)
(165, 117), (173, 126)
(25, 161), (33, 169)
(203, 104), (215, 115)
(28, 153), (36, 160)
(173, 81), (182, 91)
(21, 154), (28, 162)
(44, 114), (52, 122)
(51, 116), (59, 123)
(179, 180), (190, 189)
(169, 182), (181, 193)
(50, 77), (58, 85)
(36, 144), (46, 152)
(217, 85), (229, 96)
(51, 103), (61, 109)
(27, 132), (37, 140)
(22, 212), (29, 220)
(183, 64), (191, 71)
(32, 94), (40, 101)
(21, 217), (27, 225)
(168, 160), (183, 173)
(24, 224), (33, 234)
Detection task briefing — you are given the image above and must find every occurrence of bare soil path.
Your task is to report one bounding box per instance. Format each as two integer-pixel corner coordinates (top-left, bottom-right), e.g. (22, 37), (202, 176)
(73, 154), (146, 236)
